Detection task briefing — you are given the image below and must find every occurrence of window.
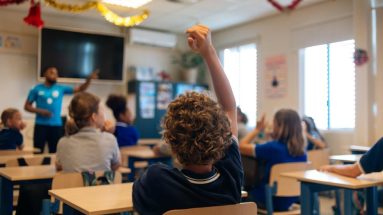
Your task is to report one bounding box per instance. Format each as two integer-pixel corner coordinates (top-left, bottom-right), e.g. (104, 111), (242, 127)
(302, 40), (355, 130)
(222, 44), (257, 126)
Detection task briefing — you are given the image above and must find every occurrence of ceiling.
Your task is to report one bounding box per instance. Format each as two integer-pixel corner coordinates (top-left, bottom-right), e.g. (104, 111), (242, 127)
(5, 0), (326, 33)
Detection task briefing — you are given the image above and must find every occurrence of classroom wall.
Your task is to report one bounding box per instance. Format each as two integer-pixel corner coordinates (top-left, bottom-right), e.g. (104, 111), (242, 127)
(212, 0), (375, 154)
(0, 8), (180, 148)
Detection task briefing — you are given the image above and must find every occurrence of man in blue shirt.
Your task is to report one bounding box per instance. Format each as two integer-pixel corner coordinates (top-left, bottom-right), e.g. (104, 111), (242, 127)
(24, 67), (98, 153)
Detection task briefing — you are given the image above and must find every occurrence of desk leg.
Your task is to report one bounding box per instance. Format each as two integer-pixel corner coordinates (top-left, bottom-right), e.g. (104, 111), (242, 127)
(0, 176), (13, 215)
(301, 182), (315, 215)
(366, 186), (378, 215)
(63, 203), (81, 215)
(343, 189), (352, 215)
(128, 157), (136, 182)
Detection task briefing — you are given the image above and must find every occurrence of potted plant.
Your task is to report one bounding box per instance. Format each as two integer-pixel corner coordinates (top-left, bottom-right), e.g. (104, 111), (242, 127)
(174, 51), (206, 83)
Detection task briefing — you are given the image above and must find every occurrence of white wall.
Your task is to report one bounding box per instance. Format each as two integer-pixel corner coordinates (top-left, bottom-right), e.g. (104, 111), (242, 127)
(212, 0), (374, 154)
(0, 8), (180, 148)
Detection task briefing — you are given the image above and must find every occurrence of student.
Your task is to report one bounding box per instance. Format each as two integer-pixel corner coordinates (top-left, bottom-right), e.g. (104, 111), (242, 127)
(56, 92), (121, 172)
(133, 24), (243, 215)
(106, 94), (139, 148)
(239, 109), (307, 211)
(0, 108), (26, 150)
(24, 67), (98, 153)
(237, 106), (249, 140)
(302, 116), (326, 150)
(320, 137), (383, 177)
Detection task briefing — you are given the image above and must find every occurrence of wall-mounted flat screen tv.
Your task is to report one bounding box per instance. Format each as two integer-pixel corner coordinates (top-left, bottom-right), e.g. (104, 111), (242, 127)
(39, 28), (124, 83)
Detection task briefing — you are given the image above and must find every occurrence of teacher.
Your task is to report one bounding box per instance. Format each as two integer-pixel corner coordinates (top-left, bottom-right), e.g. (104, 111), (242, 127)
(24, 67), (98, 153)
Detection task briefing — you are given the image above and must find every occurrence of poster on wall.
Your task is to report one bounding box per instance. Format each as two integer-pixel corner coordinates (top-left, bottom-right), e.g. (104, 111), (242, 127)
(265, 55), (288, 99)
(139, 82), (155, 119)
(157, 83), (173, 110)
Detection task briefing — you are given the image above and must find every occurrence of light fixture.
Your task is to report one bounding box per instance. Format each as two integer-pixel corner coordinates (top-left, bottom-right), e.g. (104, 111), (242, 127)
(102, 0), (152, 9)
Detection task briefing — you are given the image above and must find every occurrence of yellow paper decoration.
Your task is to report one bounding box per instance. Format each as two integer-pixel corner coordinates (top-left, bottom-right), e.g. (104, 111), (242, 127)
(44, 0), (97, 12)
(96, 3), (149, 27)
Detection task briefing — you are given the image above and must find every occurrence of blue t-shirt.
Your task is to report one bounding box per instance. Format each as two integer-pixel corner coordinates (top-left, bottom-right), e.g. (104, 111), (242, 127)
(133, 137), (243, 215)
(114, 122), (140, 147)
(27, 84), (73, 126)
(252, 140), (307, 211)
(0, 128), (23, 150)
(359, 137), (383, 173)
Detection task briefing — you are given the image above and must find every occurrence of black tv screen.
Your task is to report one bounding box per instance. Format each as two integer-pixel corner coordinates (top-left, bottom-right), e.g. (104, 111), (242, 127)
(39, 28), (124, 82)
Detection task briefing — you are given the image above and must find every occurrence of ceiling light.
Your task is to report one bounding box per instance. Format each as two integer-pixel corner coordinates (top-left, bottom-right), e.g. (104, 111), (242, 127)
(102, 0), (152, 9)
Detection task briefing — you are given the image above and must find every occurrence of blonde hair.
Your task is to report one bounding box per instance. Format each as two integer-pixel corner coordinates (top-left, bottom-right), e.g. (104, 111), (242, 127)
(162, 92), (232, 165)
(66, 92), (100, 135)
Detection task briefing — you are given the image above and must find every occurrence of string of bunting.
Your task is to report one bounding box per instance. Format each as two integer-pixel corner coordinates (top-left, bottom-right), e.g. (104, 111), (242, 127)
(44, 0), (97, 12)
(96, 3), (149, 27)
(42, 0), (150, 27)
(0, 0), (28, 6)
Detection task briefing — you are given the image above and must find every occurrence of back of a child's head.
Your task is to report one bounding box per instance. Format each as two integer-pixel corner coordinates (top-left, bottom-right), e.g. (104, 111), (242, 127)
(237, 107), (248, 124)
(1, 108), (19, 128)
(66, 92), (100, 135)
(106, 94), (127, 121)
(273, 109), (304, 156)
(162, 92), (232, 165)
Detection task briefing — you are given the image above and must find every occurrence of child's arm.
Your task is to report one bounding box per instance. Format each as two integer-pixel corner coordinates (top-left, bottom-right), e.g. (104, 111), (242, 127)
(319, 164), (362, 178)
(239, 115), (266, 156)
(186, 25), (237, 137)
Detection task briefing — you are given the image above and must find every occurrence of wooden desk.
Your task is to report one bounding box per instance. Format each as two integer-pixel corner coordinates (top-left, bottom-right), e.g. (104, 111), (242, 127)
(0, 153), (56, 167)
(350, 145), (370, 155)
(49, 183), (133, 215)
(330, 154), (362, 164)
(0, 165), (56, 215)
(282, 170), (382, 215)
(138, 138), (161, 146)
(121, 147), (172, 181)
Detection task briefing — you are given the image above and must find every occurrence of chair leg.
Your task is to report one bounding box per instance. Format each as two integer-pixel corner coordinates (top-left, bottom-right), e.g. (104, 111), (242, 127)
(265, 185), (274, 215)
(41, 199), (50, 215)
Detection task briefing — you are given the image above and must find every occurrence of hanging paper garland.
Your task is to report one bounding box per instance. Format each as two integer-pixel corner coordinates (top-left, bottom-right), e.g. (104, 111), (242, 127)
(96, 3), (149, 27)
(24, 0), (44, 28)
(44, 0), (97, 12)
(0, 0), (28, 7)
(268, 0), (302, 12)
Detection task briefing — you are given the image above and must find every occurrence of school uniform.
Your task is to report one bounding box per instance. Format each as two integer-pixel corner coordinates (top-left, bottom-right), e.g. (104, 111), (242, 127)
(27, 83), (74, 153)
(133, 137), (243, 215)
(0, 127), (23, 149)
(114, 122), (139, 147)
(250, 140), (307, 211)
(358, 137), (383, 173)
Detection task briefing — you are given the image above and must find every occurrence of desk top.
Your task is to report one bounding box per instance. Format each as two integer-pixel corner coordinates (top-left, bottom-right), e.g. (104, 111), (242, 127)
(0, 153), (56, 165)
(121, 147), (171, 159)
(282, 170), (383, 189)
(0, 165), (56, 181)
(49, 183), (134, 215)
(330, 154), (362, 163)
(138, 139), (161, 146)
(350, 145), (370, 152)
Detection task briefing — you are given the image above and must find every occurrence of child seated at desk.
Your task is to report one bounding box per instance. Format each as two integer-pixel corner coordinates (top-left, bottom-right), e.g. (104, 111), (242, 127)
(0, 108), (26, 150)
(133, 24), (243, 215)
(106, 94), (139, 148)
(56, 92), (121, 172)
(239, 109), (307, 211)
(302, 116), (326, 150)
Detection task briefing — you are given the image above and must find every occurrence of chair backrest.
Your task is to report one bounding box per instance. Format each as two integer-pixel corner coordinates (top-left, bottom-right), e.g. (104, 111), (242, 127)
(0, 150), (32, 156)
(307, 148), (330, 170)
(269, 162), (312, 197)
(5, 156), (56, 167)
(52, 171), (122, 189)
(163, 202), (257, 215)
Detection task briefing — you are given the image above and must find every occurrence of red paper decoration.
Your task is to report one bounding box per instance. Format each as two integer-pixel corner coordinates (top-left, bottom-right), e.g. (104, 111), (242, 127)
(24, 0), (44, 28)
(0, 0), (27, 7)
(268, 0), (302, 12)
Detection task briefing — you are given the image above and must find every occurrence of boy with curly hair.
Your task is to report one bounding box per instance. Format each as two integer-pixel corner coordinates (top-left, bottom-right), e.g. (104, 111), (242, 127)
(133, 24), (243, 215)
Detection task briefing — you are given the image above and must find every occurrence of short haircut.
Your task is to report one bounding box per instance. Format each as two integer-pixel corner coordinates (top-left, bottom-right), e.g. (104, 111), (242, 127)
(162, 92), (232, 165)
(106, 94), (127, 121)
(1, 108), (19, 127)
